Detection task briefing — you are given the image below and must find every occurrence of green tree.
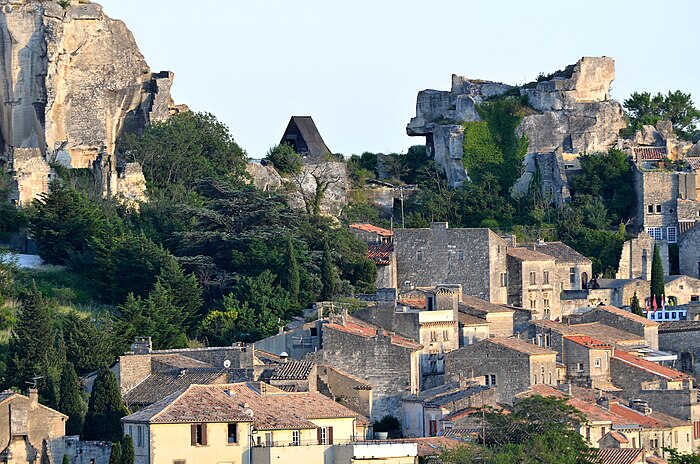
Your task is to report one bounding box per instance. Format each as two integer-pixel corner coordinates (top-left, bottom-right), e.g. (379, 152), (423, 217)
(630, 292), (643, 317)
(121, 435), (135, 464)
(320, 240), (336, 300)
(651, 243), (665, 309)
(83, 365), (129, 441)
(108, 442), (122, 464)
(665, 448), (700, 464)
(58, 362), (87, 436)
(623, 90), (700, 140)
(265, 144), (303, 175)
(119, 111), (248, 190)
(62, 455), (70, 464)
(284, 236), (301, 306)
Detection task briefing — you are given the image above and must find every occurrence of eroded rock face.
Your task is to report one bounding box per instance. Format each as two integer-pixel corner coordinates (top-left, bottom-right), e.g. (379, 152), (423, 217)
(407, 57), (627, 187)
(245, 161), (283, 192)
(0, 0), (178, 204)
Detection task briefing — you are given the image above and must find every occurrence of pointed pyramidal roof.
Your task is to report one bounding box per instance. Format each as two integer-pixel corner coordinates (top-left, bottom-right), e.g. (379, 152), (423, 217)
(280, 116), (332, 158)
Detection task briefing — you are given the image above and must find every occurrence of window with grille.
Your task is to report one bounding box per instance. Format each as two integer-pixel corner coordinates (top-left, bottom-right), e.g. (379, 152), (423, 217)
(647, 227), (663, 241)
(667, 227), (678, 243)
(543, 271), (550, 284)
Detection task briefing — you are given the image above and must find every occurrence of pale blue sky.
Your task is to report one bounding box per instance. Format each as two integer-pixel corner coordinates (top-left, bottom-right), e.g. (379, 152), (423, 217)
(99, 0), (699, 159)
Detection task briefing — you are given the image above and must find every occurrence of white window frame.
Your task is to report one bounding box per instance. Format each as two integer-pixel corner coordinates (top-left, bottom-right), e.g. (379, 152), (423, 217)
(320, 427), (328, 445)
(577, 363), (584, 372)
(594, 358), (602, 368)
(667, 226), (678, 243)
(292, 430), (300, 446)
(647, 227), (663, 241)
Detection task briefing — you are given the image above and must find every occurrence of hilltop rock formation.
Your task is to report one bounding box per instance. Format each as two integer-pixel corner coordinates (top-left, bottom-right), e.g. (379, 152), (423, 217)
(0, 0), (181, 204)
(407, 57), (627, 189)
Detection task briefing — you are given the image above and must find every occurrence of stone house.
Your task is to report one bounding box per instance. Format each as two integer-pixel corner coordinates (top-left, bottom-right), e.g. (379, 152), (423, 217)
(561, 279), (650, 314)
(664, 275), (700, 306)
(402, 381), (496, 438)
(350, 223), (393, 245)
(617, 232), (669, 280)
(121, 382), (385, 464)
(317, 365), (373, 419)
(679, 224), (700, 279)
(444, 337), (558, 404)
(524, 240), (592, 291)
(350, 224), (397, 289)
(610, 349), (700, 426)
(658, 320), (700, 382)
(394, 223), (509, 304)
(317, 315), (422, 421)
(571, 305), (659, 350)
(562, 335), (613, 389)
(459, 295), (514, 338)
(506, 247), (560, 320)
(0, 389), (66, 464)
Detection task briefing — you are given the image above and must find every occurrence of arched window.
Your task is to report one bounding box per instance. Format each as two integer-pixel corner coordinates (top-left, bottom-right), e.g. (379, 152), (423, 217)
(581, 272), (589, 289)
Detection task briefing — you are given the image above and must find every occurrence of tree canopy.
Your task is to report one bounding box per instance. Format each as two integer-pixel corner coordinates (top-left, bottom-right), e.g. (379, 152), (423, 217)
(623, 90), (700, 140)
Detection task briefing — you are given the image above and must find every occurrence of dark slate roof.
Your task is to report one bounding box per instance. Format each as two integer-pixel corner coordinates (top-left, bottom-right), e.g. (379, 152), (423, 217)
(507, 247), (554, 262)
(123, 369), (228, 407)
(659, 320), (700, 333)
(526, 241), (592, 265)
(280, 116), (331, 157)
(459, 295), (513, 314)
(270, 361), (314, 381)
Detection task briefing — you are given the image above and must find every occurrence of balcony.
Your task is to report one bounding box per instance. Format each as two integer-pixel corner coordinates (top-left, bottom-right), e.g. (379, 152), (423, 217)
(251, 440), (418, 464)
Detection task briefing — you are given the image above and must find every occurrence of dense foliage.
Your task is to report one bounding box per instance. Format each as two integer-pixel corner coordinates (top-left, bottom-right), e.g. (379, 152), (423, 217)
(265, 144), (303, 175)
(623, 90), (700, 140)
(651, 244), (665, 308)
(83, 365), (129, 441)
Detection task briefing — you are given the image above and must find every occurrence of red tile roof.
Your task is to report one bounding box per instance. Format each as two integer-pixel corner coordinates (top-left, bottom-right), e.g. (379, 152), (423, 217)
(608, 402), (689, 429)
(412, 437), (462, 457)
(633, 146), (667, 160)
(612, 349), (689, 381)
(400, 298), (426, 309)
(586, 448), (644, 464)
(325, 315), (422, 350)
(564, 335), (612, 350)
(519, 385), (629, 424)
(367, 243), (393, 265)
(607, 430), (629, 443)
(350, 223), (394, 237)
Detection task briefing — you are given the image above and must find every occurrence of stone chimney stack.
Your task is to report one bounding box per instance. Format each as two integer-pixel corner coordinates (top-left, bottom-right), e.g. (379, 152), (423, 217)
(131, 336), (152, 354)
(28, 388), (38, 406)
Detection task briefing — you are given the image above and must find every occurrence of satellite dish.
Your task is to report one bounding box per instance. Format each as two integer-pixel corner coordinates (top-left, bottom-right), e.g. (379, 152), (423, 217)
(244, 408), (254, 418)
(223, 359), (231, 368)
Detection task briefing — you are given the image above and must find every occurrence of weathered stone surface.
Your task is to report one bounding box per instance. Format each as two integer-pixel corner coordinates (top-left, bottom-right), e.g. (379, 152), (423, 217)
(245, 161), (283, 191)
(285, 161), (347, 218)
(0, 0), (180, 204)
(407, 57), (627, 188)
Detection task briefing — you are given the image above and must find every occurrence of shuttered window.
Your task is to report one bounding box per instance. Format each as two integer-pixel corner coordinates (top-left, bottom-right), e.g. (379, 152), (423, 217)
(190, 423), (207, 446)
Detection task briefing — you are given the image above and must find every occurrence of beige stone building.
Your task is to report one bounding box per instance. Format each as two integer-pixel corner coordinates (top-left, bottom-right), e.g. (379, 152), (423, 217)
(524, 241), (592, 290)
(506, 247), (560, 320)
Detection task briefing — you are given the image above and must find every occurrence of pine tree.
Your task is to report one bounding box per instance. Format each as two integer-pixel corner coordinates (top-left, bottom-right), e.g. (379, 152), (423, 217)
(284, 236), (300, 305)
(108, 442), (122, 464)
(8, 283), (56, 391)
(58, 362), (87, 436)
(121, 435), (135, 464)
(320, 240), (335, 301)
(630, 292), (643, 316)
(83, 365), (128, 441)
(651, 244), (665, 308)
(62, 454), (70, 464)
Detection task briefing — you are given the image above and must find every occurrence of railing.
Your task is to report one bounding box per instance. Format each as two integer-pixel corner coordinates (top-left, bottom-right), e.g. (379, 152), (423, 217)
(253, 437), (354, 448)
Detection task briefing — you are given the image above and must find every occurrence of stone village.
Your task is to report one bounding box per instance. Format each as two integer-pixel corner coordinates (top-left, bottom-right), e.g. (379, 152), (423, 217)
(2, 1), (700, 464)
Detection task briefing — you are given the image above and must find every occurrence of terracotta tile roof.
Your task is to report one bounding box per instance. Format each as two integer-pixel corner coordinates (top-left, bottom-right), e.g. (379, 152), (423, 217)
(633, 146), (667, 159)
(526, 241), (592, 265)
(270, 361), (314, 380)
(350, 223), (394, 237)
(612, 349), (689, 381)
(487, 337), (556, 356)
(507, 247), (555, 262)
(607, 430), (629, 443)
(609, 402), (690, 429)
(400, 298), (426, 309)
(597, 305), (660, 328)
(564, 335), (612, 350)
(367, 243), (393, 265)
(645, 457), (668, 464)
(124, 383), (361, 430)
(413, 437), (462, 457)
(123, 369), (230, 407)
(458, 312), (489, 326)
(460, 295), (513, 314)
(687, 157), (700, 171)
(325, 315), (422, 350)
(585, 448), (644, 464)
(533, 320), (646, 347)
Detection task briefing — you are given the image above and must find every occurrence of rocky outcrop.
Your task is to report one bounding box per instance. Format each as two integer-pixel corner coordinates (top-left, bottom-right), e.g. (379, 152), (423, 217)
(245, 161), (283, 192)
(407, 57), (627, 188)
(0, 0), (179, 204)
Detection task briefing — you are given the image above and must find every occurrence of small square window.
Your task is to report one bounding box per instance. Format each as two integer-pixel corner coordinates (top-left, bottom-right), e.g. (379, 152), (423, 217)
(594, 358), (601, 368)
(648, 204), (654, 214)
(417, 250), (423, 261)
(228, 423), (237, 444)
(577, 363), (584, 372)
(656, 204), (662, 214)
(458, 250), (464, 260)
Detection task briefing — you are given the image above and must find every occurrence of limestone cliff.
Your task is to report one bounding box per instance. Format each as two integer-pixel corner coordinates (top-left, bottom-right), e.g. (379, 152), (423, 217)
(0, 0), (179, 204)
(407, 57), (627, 189)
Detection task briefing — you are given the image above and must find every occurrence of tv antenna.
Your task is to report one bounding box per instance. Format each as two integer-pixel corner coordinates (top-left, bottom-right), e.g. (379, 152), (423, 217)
(25, 376), (43, 389)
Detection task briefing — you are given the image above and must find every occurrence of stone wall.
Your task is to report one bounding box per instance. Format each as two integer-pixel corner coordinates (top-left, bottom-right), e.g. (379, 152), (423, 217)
(351, 305), (420, 340)
(679, 225), (700, 278)
(573, 307), (658, 350)
(617, 232), (669, 280)
(394, 224), (508, 304)
(659, 324), (700, 383)
(320, 365), (373, 419)
(562, 339), (611, 388)
(507, 255), (560, 320)
(319, 325), (420, 421)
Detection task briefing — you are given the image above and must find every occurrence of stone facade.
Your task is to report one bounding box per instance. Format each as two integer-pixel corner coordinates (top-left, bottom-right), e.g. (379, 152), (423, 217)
(572, 306), (659, 350)
(658, 322), (700, 382)
(394, 223), (508, 303)
(0, 0), (177, 204)
(318, 365), (373, 419)
(679, 224), (700, 279)
(664, 275), (700, 305)
(444, 338), (557, 404)
(617, 232), (669, 280)
(406, 57), (626, 188)
(506, 247), (560, 320)
(459, 295), (514, 338)
(562, 336), (612, 389)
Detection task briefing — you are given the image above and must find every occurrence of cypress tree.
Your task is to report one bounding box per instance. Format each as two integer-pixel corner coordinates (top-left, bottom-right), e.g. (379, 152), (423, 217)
(8, 283), (55, 390)
(62, 455), (70, 464)
(320, 240), (335, 301)
(108, 442), (122, 464)
(121, 435), (135, 464)
(83, 365), (128, 441)
(650, 244), (665, 308)
(630, 292), (643, 317)
(58, 362), (87, 436)
(285, 236), (300, 304)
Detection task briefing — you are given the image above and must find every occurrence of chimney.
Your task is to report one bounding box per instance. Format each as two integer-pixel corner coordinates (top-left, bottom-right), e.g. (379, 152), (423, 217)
(430, 222), (448, 230)
(131, 336), (152, 355)
(567, 383), (573, 396)
(28, 388), (38, 406)
(630, 399), (651, 415)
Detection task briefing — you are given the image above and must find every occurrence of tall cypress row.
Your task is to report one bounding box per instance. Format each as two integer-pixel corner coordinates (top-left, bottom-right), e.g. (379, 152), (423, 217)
(650, 243), (665, 308)
(83, 365), (128, 441)
(58, 362), (87, 436)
